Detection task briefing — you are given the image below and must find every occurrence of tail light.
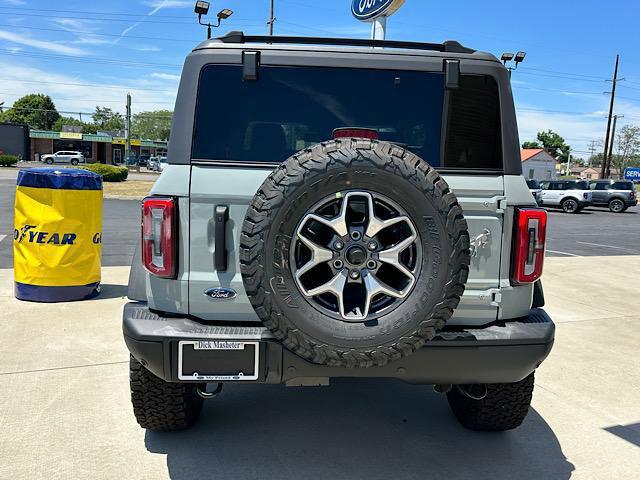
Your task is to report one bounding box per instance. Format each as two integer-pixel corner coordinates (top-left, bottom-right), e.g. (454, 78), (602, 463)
(142, 197), (177, 278)
(511, 208), (547, 284)
(333, 127), (379, 140)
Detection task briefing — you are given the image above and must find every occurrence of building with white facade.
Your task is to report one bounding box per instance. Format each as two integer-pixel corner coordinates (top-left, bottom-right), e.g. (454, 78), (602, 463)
(521, 148), (557, 180)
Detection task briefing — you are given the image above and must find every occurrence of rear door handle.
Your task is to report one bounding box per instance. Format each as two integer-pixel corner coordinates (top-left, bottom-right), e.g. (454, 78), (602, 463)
(214, 205), (229, 271)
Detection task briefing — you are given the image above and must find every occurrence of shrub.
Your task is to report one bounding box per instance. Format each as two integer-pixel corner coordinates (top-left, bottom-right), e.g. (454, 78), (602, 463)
(78, 164), (129, 182)
(0, 154), (19, 167)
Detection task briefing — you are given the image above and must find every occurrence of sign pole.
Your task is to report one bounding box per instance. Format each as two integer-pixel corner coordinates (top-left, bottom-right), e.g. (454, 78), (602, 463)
(371, 16), (387, 40)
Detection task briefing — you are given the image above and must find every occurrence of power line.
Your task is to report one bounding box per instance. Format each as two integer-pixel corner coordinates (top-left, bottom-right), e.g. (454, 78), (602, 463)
(519, 66), (608, 80)
(0, 23), (201, 43)
(0, 5), (195, 19)
(0, 49), (182, 69)
(0, 78), (176, 92)
(0, 91), (174, 104)
(2, 105), (173, 118)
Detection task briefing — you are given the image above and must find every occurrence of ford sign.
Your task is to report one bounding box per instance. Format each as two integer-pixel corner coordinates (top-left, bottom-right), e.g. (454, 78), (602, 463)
(624, 167), (640, 181)
(351, 0), (406, 21)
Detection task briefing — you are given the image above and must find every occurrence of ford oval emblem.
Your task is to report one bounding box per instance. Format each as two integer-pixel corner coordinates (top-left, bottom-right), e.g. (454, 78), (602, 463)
(204, 287), (237, 300)
(351, 0), (405, 21)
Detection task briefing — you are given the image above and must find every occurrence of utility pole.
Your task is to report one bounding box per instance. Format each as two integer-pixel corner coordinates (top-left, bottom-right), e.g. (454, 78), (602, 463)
(588, 140), (597, 166)
(606, 115), (623, 178)
(566, 147), (571, 177)
(601, 54), (620, 179)
(268, 0), (275, 36)
(125, 92), (131, 166)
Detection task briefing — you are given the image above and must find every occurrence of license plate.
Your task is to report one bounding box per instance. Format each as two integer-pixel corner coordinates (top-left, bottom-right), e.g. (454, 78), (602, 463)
(178, 340), (259, 381)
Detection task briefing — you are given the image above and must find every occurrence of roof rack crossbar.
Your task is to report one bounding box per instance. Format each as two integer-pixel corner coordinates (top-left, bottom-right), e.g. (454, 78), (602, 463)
(217, 31), (474, 54)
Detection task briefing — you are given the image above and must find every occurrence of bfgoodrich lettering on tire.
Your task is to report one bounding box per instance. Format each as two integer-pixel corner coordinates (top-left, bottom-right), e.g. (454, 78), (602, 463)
(240, 139), (470, 368)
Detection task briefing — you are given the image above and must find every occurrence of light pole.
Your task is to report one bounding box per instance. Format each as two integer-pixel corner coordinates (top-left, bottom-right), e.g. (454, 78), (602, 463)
(194, 1), (233, 39)
(501, 51), (526, 77)
(268, 0), (275, 36)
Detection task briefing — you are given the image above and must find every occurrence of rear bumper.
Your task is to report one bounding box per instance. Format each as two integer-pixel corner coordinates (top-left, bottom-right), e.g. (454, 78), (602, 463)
(123, 303), (555, 385)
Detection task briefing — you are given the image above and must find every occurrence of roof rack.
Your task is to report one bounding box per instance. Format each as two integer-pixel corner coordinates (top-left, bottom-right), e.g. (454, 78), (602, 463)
(216, 31), (475, 54)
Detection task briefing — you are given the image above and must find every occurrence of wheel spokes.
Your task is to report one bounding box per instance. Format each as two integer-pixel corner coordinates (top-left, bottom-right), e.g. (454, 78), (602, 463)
(364, 192), (409, 238)
(291, 190), (421, 322)
(295, 227), (334, 278)
(305, 270), (348, 317)
(377, 224), (418, 291)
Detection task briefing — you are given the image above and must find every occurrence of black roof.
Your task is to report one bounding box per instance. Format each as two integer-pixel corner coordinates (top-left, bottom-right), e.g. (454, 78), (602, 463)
(216, 31), (476, 54)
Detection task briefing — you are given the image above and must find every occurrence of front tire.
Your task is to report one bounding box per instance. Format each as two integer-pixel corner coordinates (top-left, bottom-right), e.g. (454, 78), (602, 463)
(71, 159), (79, 165)
(609, 198), (625, 213)
(45, 158), (53, 164)
(561, 198), (579, 213)
(447, 373), (535, 431)
(129, 355), (205, 431)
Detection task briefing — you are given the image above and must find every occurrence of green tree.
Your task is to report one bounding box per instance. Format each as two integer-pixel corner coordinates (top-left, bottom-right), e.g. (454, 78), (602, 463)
(536, 130), (570, 162)
(1, 93), (60, 130)
(92, 106), (124, 132)
(612, 124), (640, 174)
(131, 110), (173, 140)
(51, 116), (99, 134)
(52, 116), (83, 132)
(522, 130), (571, 162)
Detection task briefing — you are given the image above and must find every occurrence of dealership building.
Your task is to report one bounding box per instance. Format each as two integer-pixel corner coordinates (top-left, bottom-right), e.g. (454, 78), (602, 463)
(29, 130), (167, 164)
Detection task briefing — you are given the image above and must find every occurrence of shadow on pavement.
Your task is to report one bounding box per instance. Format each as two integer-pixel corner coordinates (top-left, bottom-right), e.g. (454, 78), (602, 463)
(145, 379), (575, 480)
(604, 422), (640, 447)
(97, 283), (129, 299)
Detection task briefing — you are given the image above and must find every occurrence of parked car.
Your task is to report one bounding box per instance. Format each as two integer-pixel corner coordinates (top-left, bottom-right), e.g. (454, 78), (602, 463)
(526, 179), (543, 205)
(589, 180), (637, 213)
(138, 154), (150, 167)
(539, 179), (592, 213)
(147, 156), (159, 171)
(123, 32), (554, 433)
(157, 156), (167, 171)
(40, 151), (85, 165)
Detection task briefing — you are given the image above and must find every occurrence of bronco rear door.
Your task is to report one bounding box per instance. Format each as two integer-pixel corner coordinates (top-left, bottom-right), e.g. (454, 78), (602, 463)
(187, 52), (510, 326)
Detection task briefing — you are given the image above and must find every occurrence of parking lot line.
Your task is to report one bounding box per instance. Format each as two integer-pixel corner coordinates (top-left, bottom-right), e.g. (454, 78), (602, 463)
(0, 235), (6, 243)
(546, 249), (579, 257)
(575, 241), (640, 254)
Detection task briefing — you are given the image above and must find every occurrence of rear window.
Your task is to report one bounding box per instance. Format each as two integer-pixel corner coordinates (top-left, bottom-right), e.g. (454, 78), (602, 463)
(192, 64), (502, 170)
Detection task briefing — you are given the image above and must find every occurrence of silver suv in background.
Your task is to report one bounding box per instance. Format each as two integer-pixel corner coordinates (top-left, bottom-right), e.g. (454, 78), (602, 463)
(539, 179), (592, 213)
(526, 179), (542, 205)
(40, 151), (85, 165)
(589, 180), (637, 213)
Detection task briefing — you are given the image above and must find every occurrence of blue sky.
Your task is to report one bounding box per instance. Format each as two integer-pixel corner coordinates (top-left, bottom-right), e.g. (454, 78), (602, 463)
(0, 0), (639, 157)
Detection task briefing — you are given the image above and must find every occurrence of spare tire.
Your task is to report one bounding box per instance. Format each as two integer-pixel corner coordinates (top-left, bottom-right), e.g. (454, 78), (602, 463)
(240, 139), (470, 368)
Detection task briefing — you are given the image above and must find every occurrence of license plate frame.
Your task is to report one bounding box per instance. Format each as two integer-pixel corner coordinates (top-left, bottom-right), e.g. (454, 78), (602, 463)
(178, 340), (259, 381)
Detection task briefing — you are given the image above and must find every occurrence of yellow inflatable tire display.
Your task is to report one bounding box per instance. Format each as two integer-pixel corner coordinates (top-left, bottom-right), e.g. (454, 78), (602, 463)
(14, 168), (103, 302)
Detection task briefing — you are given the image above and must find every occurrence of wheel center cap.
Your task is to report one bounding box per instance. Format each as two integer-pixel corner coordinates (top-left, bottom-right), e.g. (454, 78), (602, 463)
(346, 246), (366, 266)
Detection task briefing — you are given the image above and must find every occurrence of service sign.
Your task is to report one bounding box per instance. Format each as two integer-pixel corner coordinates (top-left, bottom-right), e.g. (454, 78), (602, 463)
(351, 0), (406, 21)
(624, 167), (640, 181)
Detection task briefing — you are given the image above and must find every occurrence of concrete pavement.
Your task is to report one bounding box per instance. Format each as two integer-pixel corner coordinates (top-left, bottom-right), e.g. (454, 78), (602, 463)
(0, 257), (639, 479)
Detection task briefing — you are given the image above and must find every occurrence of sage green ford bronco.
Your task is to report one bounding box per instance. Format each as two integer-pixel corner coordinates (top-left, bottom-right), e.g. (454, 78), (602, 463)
(124, 32), (554, 432)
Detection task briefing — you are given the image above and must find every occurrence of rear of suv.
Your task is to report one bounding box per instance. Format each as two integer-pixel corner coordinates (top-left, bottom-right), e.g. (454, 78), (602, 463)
(123, 33), (554, 433)
(589, 179), (637, 213)
(539, 179), (592, 213)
